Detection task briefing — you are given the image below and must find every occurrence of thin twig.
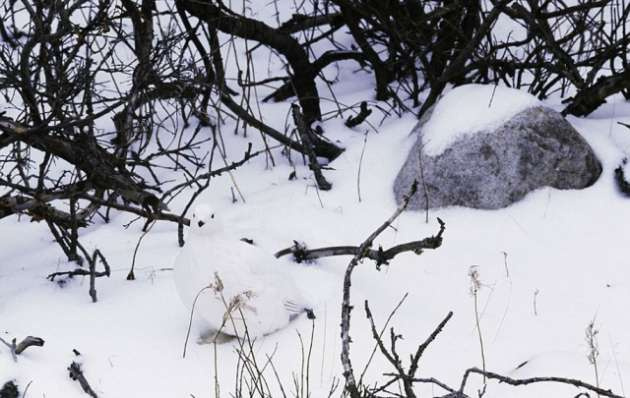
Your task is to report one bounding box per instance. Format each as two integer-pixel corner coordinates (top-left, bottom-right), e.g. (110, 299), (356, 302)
(359, 293), (409, 385)
(182, 285), (212, 358)
(127, 220), (156, 280)
(459, 367), (625, 398)
(291, 104), (332, 191)
(356, 132), (368, 203)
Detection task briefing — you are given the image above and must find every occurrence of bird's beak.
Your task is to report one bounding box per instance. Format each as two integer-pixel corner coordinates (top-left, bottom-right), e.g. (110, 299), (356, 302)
(198, 220), (206, 227)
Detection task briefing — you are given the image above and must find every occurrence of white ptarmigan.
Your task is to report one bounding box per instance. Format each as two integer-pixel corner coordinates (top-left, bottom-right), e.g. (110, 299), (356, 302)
(174, 204), (314, 338)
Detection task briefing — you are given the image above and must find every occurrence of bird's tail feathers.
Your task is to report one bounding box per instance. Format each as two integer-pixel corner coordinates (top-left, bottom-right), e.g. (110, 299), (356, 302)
(284, 300), (316, 320)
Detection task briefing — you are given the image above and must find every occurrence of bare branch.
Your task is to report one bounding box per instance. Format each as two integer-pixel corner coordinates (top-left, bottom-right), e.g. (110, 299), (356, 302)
(459, 367), (625, 398)
(275, 218), (445, 267)
(339, 180), (446, 397)
(68, 362), (98, 398)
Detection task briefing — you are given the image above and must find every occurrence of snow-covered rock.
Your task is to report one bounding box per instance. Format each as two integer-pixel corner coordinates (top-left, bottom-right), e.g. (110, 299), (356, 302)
(394, 103), (602, 210)
(422, 84), (542, 157)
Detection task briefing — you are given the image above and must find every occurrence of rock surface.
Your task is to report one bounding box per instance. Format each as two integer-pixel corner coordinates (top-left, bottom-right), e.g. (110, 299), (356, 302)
(394, 106), (602, 210)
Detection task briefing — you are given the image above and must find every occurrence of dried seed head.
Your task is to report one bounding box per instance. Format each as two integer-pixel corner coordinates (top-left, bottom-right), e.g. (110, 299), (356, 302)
(212, 272), (224, 292)
(468, 265), (482, 295)
(585, 320), (599, 365)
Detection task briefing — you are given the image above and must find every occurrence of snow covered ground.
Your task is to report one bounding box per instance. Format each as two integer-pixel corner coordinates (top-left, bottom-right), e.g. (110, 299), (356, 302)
(2, 88), (630, 397)
(2, 4), (630, 398)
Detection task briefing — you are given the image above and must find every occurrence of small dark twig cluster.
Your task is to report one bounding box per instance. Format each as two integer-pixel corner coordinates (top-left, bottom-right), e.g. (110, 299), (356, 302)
(47, 249), (110, 302)
(614, 159), (630, 197)
(345, 102), (373, 128)
(0, 381), (19, 398)
(614, 122), (630, 196)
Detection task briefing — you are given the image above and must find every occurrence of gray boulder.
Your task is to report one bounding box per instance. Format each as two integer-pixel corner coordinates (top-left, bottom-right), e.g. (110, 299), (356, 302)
(394, 106), (602, 210)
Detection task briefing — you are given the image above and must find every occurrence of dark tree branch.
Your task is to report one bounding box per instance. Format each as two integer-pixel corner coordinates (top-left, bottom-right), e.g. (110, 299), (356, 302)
(365, 301), (453, 398)
(47, 246), (111, 303)
(68, 362), (98, 398)
(408, 312), (453, 379)
(278, 12), (343, 34)
(459, 367), (625, 398)
(562, 69), (630, 116)
(331, 0), (392, 100)
(47, 265), (110, 282)
(0, 335), (45, 361)
(0, 193), (89, 227)
(264, 50), (366, 103)
(275, 218), (445, 268)
(2, 125), (163, 212)
(291, 104), (332, 191)
(181, 0), (322, 123)
(220, 94), (343, 160)
(345, 102), (373, 128)
(418, 0), (512, 118)
(339, 180), (446, 398)
(14, 336), (45, 355)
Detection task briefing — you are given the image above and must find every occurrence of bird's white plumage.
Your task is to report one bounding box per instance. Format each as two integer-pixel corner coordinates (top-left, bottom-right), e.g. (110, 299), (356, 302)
(174, 204), (311, 338)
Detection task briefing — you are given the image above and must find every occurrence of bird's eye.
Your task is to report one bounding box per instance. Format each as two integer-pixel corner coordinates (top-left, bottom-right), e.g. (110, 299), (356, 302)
(210, 214), (215, 219)
(198, 220), (205, 227)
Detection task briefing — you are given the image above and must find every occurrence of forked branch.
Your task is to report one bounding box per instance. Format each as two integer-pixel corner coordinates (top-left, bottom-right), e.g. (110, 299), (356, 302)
(458, 367), (625, 398)
(275, 220), (445, 267)
(339, 180), (446, 397)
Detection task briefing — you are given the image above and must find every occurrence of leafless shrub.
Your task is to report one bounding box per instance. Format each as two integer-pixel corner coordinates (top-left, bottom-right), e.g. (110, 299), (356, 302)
(1, 0), (627, 299)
